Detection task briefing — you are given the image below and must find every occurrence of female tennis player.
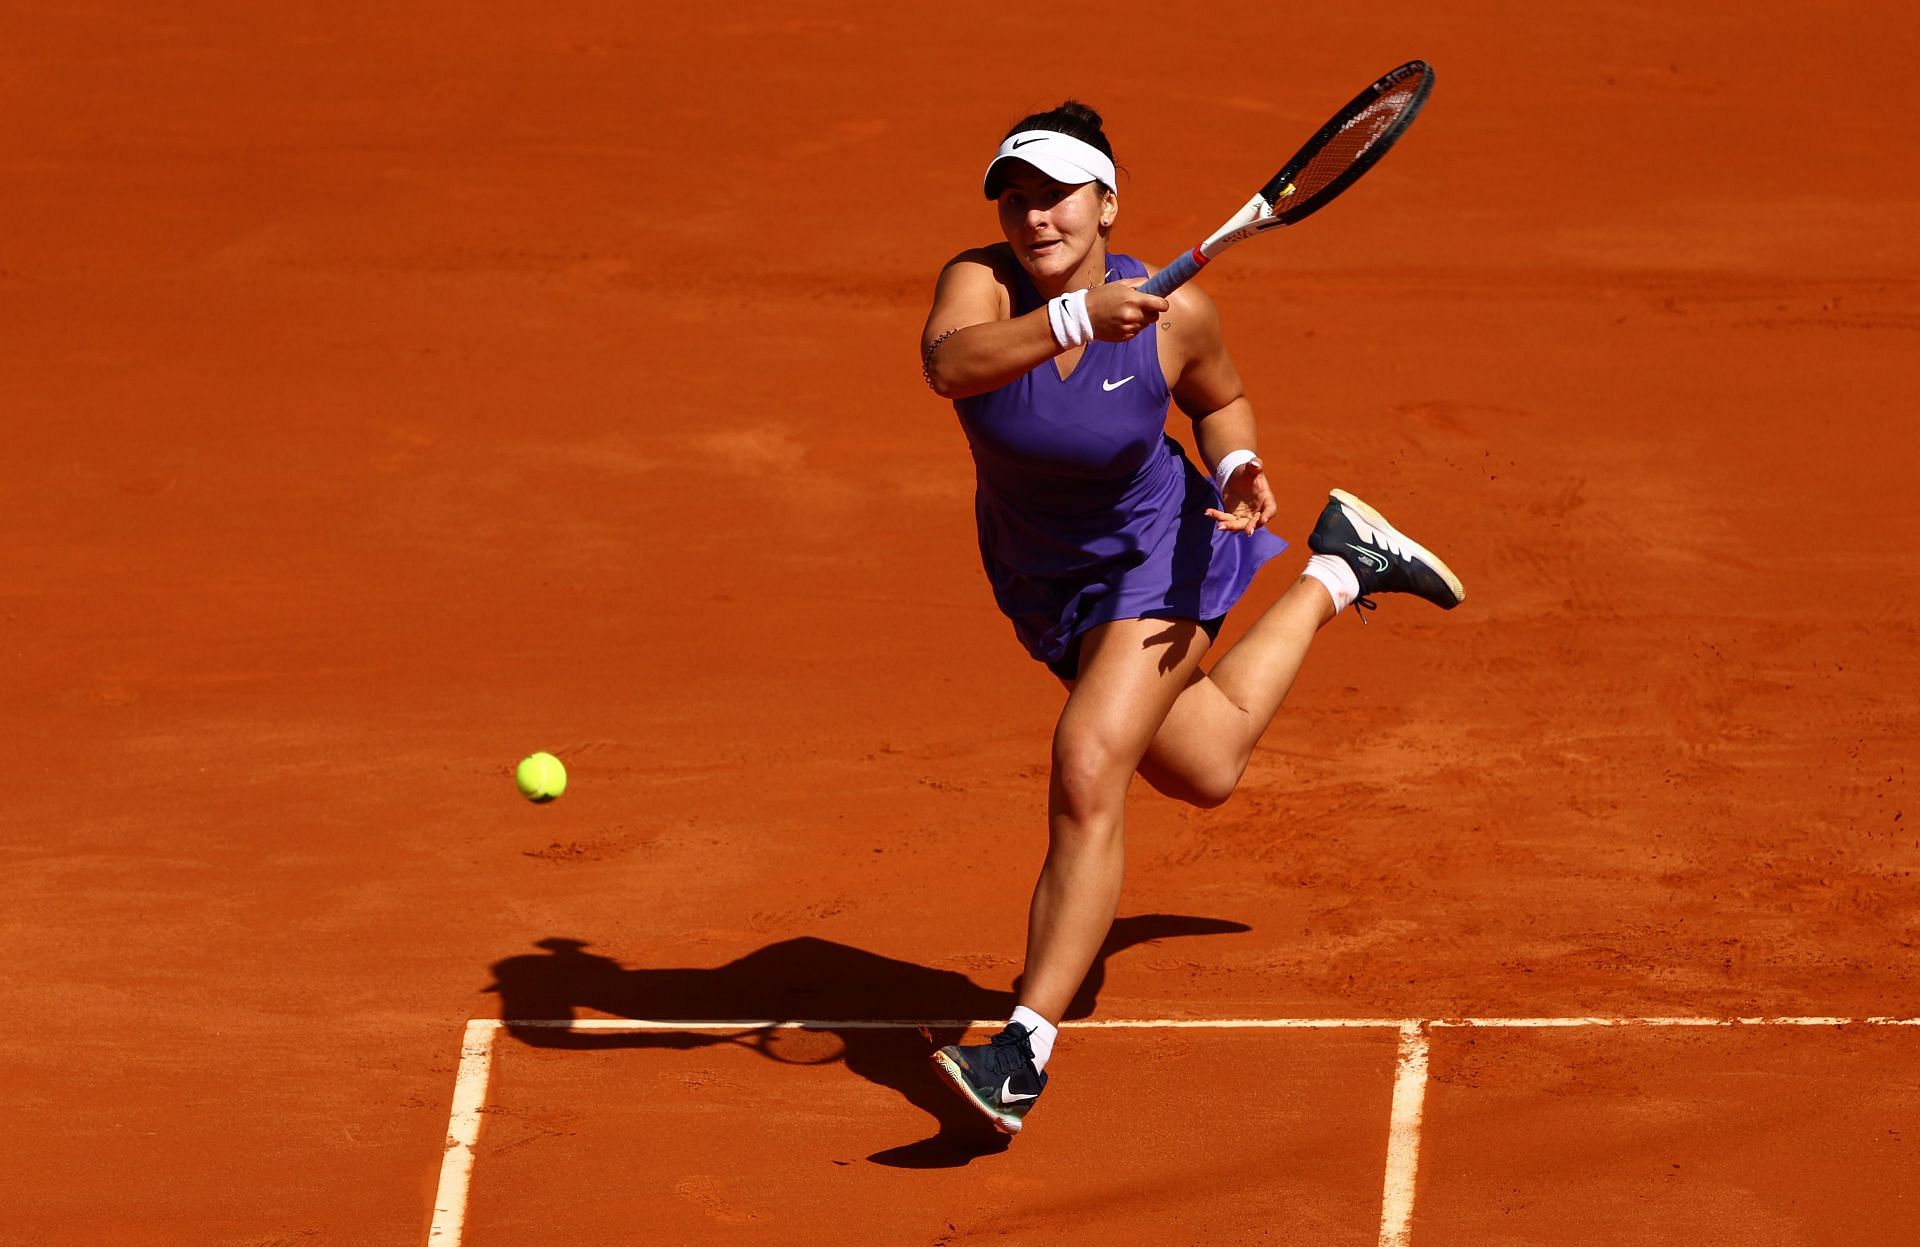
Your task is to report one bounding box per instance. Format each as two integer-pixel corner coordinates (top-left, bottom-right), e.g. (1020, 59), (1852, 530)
(921, 102), (1464, 1134)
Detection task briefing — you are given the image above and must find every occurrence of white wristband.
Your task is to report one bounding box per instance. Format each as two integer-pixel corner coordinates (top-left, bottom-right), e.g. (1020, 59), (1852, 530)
(1047, 295), (1072, 349)
(1068, 287), (1094, 343)
(1213, 449), (1260, 494)
(1047, 288), (1093, 350)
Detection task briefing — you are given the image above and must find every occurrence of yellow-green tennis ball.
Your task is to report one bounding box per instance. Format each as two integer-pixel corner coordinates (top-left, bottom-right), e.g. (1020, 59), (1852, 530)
(515, 752), (567, 803)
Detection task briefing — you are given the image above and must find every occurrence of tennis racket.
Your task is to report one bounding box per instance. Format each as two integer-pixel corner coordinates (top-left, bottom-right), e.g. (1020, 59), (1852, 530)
(1140, 60), (1435, 299)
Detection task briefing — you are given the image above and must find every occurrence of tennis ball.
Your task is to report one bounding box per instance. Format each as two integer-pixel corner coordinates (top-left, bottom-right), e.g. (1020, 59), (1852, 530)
(515, 752), (567, 803)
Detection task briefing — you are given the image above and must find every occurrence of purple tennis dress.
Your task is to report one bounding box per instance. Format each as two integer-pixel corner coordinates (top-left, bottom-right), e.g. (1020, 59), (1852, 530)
(954, 251), (1287, 674)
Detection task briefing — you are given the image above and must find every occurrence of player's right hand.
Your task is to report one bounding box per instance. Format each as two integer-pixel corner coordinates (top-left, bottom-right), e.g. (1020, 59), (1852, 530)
(1087, 278), (1169, 342)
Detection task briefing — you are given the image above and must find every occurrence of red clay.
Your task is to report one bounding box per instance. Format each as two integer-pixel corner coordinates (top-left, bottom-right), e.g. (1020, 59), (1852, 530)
(467, 1027), (1399, 1245)
(3, 2), (1917, 1243)
(1417, 1027), (1920, 1244)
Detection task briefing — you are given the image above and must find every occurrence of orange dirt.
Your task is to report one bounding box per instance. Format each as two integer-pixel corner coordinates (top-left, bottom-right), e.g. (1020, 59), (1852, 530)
(3, 2), (1916, 1243)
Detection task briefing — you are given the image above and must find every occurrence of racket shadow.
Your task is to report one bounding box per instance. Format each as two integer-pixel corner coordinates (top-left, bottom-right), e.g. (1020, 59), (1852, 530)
(483, 913), (1251, 1169)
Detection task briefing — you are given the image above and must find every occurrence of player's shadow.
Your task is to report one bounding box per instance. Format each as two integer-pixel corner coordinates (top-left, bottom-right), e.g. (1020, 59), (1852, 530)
(485, 914), (1250, 1169)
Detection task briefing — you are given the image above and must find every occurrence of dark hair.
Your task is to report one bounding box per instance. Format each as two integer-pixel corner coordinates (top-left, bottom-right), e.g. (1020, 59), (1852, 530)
(986, 100), (1118, 196)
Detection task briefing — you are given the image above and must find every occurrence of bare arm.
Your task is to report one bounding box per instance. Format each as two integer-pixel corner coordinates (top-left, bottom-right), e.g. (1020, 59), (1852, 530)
(1167, 285), (1275, 533)
(920, 250), (1053, 400)
(921, 248), (1171, 401)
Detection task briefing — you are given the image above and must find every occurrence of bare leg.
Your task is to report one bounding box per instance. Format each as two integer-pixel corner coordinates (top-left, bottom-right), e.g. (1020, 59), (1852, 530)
(1135, 575), (1338, 806)
(1016, 617), (1210, 1023)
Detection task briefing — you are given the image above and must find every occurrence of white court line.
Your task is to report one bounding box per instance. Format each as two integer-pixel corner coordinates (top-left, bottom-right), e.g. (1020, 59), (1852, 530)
(1428, 1015), (1920, 1028)
(1378, 1023), (1431, 1247)
(427, 1015), (1920, 1247)
(426, 1019), (498, 1244)
(485, 1014), (1920, 1030)
(490, 1017), (1415, 1030)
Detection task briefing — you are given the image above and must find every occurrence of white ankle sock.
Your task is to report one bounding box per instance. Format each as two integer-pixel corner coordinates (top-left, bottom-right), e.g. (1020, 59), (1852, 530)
(1302, 553), (1360, 613)
(1009, 1005), (1058, 1071)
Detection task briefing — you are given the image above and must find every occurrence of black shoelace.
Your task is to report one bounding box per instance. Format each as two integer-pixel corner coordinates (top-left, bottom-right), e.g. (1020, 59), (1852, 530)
(991, 1024), (1037, 1063)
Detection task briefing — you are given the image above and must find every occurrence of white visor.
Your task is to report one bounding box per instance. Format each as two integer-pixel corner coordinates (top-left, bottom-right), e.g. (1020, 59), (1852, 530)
(982, 130), (1116, 199)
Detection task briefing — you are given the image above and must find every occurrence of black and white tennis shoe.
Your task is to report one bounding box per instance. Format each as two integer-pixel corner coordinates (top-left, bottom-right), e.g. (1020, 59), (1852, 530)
(931, 1023), (1048, 1134)
(1308, 488), (1465, 612)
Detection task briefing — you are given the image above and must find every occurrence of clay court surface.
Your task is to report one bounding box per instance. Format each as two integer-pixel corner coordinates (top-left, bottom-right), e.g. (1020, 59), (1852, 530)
(5, 2), (1917, 1243)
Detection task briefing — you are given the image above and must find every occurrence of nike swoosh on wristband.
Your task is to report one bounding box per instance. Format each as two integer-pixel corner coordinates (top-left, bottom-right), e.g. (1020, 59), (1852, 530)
(1347, 543), (1390, 574)
(998, 1077), (1039, 1104)
(1102, 376), (1135, 391)
(1011, 136), (1047, 149)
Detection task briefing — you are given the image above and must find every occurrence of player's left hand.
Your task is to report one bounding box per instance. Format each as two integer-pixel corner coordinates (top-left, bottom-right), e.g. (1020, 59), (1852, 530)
(1205, 459), (1276, 534)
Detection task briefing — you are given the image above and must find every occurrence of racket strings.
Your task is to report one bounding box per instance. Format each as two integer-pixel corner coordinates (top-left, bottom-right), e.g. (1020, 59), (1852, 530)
(1293, 91), (1416, 199)
(1283, 71), (1429, 213)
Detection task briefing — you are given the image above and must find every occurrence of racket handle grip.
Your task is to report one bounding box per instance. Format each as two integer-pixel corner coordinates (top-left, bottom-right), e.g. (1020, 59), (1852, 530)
(1141, 248), (1207, 298)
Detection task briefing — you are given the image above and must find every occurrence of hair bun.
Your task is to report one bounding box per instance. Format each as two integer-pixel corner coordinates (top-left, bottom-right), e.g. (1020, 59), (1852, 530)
(1055, 99), (1104, 129)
